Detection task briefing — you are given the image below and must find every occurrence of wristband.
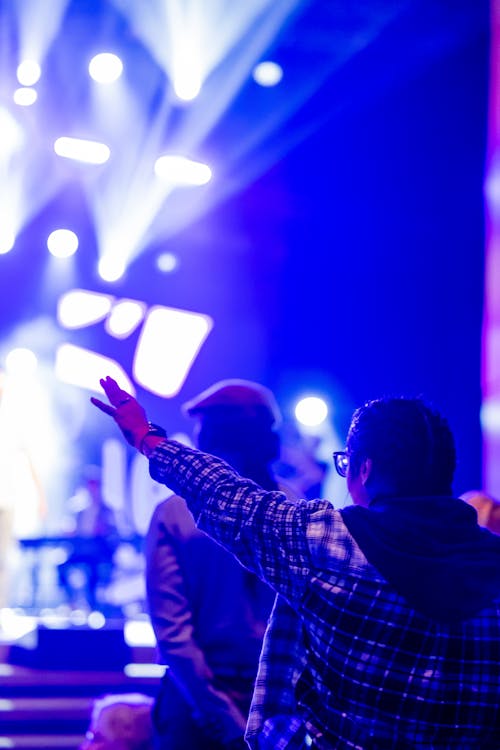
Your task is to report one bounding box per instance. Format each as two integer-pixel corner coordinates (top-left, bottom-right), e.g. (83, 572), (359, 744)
(138, 423), (167, 454)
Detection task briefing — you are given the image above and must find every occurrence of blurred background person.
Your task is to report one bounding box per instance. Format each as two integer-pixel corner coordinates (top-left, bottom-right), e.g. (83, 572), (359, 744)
(145, 379), (298, 750)
(58, 464), (120, 611)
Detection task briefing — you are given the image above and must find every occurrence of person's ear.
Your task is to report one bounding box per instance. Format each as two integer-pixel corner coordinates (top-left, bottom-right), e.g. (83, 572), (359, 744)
(359, 458), (373, 486)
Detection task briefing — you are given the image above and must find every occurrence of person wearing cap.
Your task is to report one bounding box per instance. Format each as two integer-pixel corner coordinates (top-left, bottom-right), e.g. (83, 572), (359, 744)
(144, 379), (300, 750)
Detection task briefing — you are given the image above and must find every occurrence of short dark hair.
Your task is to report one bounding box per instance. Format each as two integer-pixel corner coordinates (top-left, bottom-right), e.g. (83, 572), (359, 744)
(346, 396), (456, 498)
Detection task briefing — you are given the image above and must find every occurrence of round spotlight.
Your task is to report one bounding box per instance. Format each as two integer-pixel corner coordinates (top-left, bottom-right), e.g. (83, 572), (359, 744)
(253, 61), (283, 87)
(88, 53), (123, 84)
(5, 347), (38, 376)
(13, 87), (38, 106)
(47, 229), (79, 258)
(295, 396), (329, 427)
(0, 229), (15, 255)
(16, 60), (41, 86)
(156, 252), (178, 272)
(87, 611), (106, 629)
(98, 255), (126, 282)
(174, 76), (201, 102)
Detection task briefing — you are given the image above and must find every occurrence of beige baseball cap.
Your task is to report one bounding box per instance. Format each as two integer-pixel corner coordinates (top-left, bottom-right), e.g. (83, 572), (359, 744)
(182, 379), (281, 425)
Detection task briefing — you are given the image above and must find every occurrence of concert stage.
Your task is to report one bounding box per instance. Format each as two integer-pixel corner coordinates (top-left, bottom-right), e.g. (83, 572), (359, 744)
(0, 611), (162, 749)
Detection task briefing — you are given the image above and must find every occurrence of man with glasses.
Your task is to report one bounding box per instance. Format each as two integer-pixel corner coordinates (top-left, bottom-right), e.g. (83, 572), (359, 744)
(93, 379), (500, 749)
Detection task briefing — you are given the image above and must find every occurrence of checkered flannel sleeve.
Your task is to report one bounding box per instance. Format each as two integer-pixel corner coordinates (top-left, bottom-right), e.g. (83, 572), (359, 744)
(245, 596), (310, 749)
(148, 439), (343, 604)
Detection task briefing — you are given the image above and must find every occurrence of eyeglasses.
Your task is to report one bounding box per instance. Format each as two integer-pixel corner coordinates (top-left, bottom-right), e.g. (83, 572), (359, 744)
(333, 451), (349, 478)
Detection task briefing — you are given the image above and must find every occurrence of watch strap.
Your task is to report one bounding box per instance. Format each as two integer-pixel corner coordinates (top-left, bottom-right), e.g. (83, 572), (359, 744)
(138, 423), (167, 454)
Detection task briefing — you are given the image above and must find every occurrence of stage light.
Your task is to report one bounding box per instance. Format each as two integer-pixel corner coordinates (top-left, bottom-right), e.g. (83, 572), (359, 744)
(57, 289), (113, 329)
(481, 397), (500, 435)
(13, 87), (38, 106)
(105, 299), (146, 338)
(0, 229), (15, 255)
(69, 609), (88, 626)
(79, 0), (300, 267)
(55, 342), (135, 395)
(174, 77), (202, 102)
(124, 619), (156, 648)
(0, 610), (37, 644)
(87, 611), (106, 629)
(16, 59), (41, 86)
(133, 305), (213, 397)
(118, 0), (296, 109)
(295, 396), (329, 427)
(47, 229), (79, 258)
(173, 57), (202, 101)
(5, 347), (38, 377)
(125, 663), (166, 678)
(0, 107), (24, 158)
(485, 159), (500, 212)
(156, 252), (178, 272)
(253, 61), (283, 87)
(88, 52), (124, 84)
(39, 612), (71, 629)
(54, 136), (110, 164)
(154, 155), (212, 186)
(98, 254), (126, 282)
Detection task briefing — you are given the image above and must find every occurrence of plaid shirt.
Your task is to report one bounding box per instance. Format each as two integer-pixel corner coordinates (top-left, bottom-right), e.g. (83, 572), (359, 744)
(150, 440), (500, 749)
(246, 594), (310, 749)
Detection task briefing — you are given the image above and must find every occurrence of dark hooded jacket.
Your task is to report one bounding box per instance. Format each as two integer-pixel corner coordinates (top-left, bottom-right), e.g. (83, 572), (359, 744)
(341, 495), (500, 623)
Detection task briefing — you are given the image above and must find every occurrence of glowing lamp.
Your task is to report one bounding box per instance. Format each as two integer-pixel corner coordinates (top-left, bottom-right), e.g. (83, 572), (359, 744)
(17, 60), (41, 86)
(173, 74), (201, 102)
(88, 53), (123, 84)
(57, 289), (113, 329)
(156, 252), (178, 272)
(54, 137), (110, 165)
(98, 255), (126, 282)
(105, 300), (146, 338)
(133, 305), (213, 397)
(481, 397), (500, 436)
(13, 88), (37, 106)
(295, 396), (329, 427)
(47, 229), (79, 258)
(253, 61), (283, 87)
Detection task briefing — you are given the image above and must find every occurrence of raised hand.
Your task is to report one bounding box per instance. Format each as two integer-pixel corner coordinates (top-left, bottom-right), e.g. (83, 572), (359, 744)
(91, 376), (150, 448)
(90, 376), (135, 414)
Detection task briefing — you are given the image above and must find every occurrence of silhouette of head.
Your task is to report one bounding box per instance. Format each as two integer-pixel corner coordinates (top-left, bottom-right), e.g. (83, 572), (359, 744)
(346, 396), (456, 503)
(183, 379), (282, 480)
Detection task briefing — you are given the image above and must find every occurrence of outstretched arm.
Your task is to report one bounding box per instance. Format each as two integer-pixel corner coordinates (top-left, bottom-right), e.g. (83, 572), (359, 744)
(92, 377), (332, 606)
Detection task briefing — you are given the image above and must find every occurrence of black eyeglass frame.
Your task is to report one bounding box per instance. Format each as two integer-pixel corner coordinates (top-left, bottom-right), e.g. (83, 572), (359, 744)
(333, 450), (350, 478)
